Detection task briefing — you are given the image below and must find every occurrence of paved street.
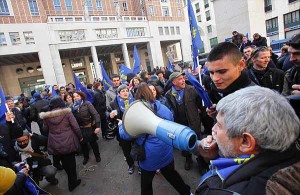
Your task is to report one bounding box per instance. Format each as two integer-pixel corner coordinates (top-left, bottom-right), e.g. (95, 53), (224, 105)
(35, 122), (201, 195)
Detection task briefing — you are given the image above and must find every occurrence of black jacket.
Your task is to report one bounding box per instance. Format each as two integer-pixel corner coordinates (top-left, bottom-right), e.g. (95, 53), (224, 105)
(28, 99), (49, 122)
(73, 101), (100, 128)
(282, 66), (300, 96)
(204, 71), (255, 104)
(196, 145), (300, 195)
(93, 89), (106, 118)
(252, 36), (267, 47)
(248, 67), (285, 93)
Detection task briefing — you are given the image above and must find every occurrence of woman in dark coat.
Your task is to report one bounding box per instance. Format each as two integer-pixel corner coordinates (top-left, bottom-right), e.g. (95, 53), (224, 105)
(72, 91), (101, 165)
(40, 97), (82, 192)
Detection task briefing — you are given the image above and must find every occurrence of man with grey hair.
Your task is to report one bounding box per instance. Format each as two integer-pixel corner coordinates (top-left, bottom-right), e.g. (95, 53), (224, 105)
(196, 86), (300, 194)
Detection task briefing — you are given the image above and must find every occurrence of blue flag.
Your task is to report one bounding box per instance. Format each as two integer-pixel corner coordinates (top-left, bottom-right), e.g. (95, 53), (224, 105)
(119, 64), (132, 83)
(73, 73), (94, 103)
(185, 71), (212, 108)
(100, 62), (113, 91)
(167, 59), (174, 72)
(51, 86), (58, 97)
(132, 45), (141, 74)
(188, 0), (203, 72)
(0, 87), (6, 125)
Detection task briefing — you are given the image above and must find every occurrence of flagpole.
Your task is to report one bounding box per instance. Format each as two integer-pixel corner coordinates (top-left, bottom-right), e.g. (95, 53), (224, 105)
(196, 57), (205, 107)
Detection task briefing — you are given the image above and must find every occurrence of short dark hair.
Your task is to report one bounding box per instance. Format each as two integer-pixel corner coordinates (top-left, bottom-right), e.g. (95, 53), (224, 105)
(111, 74), (120, 80)
(59, 86), (65, 90)
(207, 42), (243, 65)
(288, 33), (300, 50)
(49, 96), (66, 110)
(135, 82), (155, 103)
(74, 91), (87, 101)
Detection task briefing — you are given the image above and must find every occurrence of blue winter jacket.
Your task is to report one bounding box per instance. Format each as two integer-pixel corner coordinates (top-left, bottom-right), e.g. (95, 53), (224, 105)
(119, 100), (174, 171)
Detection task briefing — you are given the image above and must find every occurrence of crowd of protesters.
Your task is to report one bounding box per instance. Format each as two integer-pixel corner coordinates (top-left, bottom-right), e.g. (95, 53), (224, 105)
(0, 33), (300, 195)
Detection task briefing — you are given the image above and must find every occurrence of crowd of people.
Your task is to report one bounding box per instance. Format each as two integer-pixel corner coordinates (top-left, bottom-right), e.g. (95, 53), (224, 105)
(0, 33), (300, 195)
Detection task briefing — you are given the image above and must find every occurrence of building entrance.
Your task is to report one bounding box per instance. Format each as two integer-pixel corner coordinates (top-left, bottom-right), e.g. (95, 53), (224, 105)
(19, 76), (45, 97)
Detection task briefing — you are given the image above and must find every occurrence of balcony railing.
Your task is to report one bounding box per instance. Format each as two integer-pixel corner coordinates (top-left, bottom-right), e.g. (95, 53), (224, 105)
(47, 15), (147, 23)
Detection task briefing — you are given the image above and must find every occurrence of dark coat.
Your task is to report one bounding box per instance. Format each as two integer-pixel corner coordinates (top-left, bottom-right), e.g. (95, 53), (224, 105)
(28, 99), (49, 122)
(4, 172), (27, 195)
(165, 85), (202, 136)
(40, 108), (82, 155)
(73, 101), (100, 129)
(196, 145), (300, 195)
(93, 89), (106, 118)
(240, 40), (252, 52)
(248, 67), (285, 93)
(205, 71), (255, 104)
(276, 53), (289, 70)
(252, 36), (267, 47)
(0, 122), (23, 163)
(232, 33), (244, 46)
(282, 66), (300, 96)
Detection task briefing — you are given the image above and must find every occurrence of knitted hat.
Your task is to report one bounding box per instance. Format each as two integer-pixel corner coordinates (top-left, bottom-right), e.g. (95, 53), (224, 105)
(117, 84), (129, 94)
(0, 166), (16, 195)
(33, 92), (40, 99)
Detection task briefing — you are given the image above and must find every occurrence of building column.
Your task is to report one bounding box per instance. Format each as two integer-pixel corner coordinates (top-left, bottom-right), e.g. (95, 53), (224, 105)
(147, 41), (163, 68)
(122, 43), (131, 68)
(48, 45), (66, 86)
(180, 39), (192, 64)
(91, 46), (103, 81)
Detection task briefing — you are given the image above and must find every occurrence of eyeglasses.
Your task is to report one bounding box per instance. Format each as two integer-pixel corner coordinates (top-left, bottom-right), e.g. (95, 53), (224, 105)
(250, 46), (268, 58)
(17, 139), (29, 144)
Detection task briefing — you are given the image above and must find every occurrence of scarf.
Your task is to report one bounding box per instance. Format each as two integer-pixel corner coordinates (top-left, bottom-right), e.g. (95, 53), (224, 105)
(117, 94), (134, 113)
(171, 86), (184, 105)
(200, 154), (255, 185)
(73, 99), (83, 112)
(14, 139), (34, 162)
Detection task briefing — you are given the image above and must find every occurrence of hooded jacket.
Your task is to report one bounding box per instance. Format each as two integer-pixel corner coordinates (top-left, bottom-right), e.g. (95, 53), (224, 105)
(40, 108), (82, 155)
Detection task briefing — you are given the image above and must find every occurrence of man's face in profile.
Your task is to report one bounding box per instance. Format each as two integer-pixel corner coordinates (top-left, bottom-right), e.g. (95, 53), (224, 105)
(289, 46), (300, 67)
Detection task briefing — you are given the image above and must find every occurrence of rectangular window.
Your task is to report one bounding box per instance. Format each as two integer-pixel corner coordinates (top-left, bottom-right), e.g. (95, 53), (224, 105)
(176, 26), (180, 34)
(170, 27), (175, 35)
(59, 30), (86, 42)
(264, 0), (272, 12)
(0, 0), (9, 15)
(126, 27), (145, 37)
(177, 8), (182, 16)
(86, 0), (93, 11)
(149, 5), (154, 16)
(122, 2), (128, 11)
(289, 0), (298, 3)
(284, 10), (300, 27)
(54, 0), (61, 11)
(164, 27), (169, 35)
(195, 3), (200, 13)
(176, 0), (180, 3)
(65, 0), (72, 11)
(95, 28), (118, 39)
(161, 0), (167, 2)
(205, 10), (210, 21)
(23, 31), (35, 44)
(207, 25), (212, 33)
(96, 0), (103, 11)
(28, 0), (39, 16)
(197, 15), (201, 22)
(210, 37), (218, 48)
(266, 17), (278, 32)
(158, 27), (163, 35)
(9, 32), (21, 45)
(0, 32), (7, 46)
(204, 0), (209, 8)
(162, 6), (169, 16)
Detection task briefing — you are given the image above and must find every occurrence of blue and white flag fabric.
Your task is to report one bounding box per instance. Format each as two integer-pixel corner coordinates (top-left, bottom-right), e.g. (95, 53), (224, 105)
(185, 71), (212, 108)
(119, 64), (132, 83)
(188, 0), (203, 71)
(0, 87), (6, 125)
(132, 45), (141, 74)
(73, 73), (94, 103)
(51, 86), (58, 97)
(100, 62), (113, 91)
(167, 59), (174, 72)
